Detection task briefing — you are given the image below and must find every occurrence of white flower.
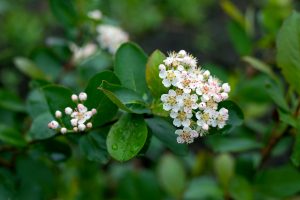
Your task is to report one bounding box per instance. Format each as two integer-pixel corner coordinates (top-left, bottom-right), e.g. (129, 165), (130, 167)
(216, 108), (229, 128)
(55, 110), (62, 118)
(177, 93), (198, 112)
(60, 127), (67, 134)
(48, 120), (59, 129)
(161, 90), (180, 112)
(97, 24), (129, 54)
(70, 43), (97, 63)
(79, 92), (87, 101)
(65, 107), (73, 115)
(175, 127), (199, 144)
(78, 123), (86, 131)
(170, 109), (193, 127)
(71, 94), (78, 102)
(160, 70), (180, 87)
(71, 104), (93, 125)
(196, 110), (217, 130)
(222, 83), (231, 93)
(87, 10), (102, 20)
(220, 92), (229, 100)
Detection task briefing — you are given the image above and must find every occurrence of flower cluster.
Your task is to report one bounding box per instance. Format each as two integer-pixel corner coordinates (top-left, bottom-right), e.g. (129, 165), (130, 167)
(96, 24), (129, 54)
(48, 92), (97, 134)
(159, 50), (230, 144)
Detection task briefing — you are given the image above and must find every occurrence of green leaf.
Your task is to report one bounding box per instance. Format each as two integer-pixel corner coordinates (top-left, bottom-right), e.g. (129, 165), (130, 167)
(255, 164), (300, 198)
(145, 50), (168, 98)
(29, 112), (56, 140)
(157, 154), (186, 198)
(14, 57), (48, 80)
(115, 42), (148, 95)
(150, 100), (169, 117)
(277, 11), (300, 95)
(79, 130), (109, 164)
(220, 0), (245, 28)
(265, 80), (290, 112)
(99, 80), (149, 114)
(40, 139), (72, 162)
(184, 177), (223, 200)
(229, 176), (253, 200)
(26, 89), (49, 119)
(85, 71), (120, 127)
(49, 0), (78, 28)
(243, 56), (278, 81)
(214, 153), (235, 189)
(106, 114), (148, 161)
(43, 85), (76, 128)
(0, 89), (25, 112)
(0, 124), (26, 147)
(291, 129), (300, 167)
(146, 117), (188, 156)
(209, 100), (244, 135)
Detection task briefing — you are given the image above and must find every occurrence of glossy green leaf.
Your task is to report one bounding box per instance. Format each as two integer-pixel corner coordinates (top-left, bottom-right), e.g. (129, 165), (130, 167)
(115, 42), (148, 95)
(26, 89), (49, 119)
(99, 80), (149, 114)
(49, 0), (78, 28)
(106, 114), (148, 161)
(29, 112), (56, 140)
(277, 11), (300, 95)
(79, 130), (109, 164)
(0, 124), (26, 147)
(145, 50), (168, 98)
(255, 164), (300, 198)
(85, 71), (120, 127)
(243, 56), (278, 81)
(146, 117), (188, 156)
(265, 79), (289, 112)
(14, 57), (48, 80)
(157, 154), (186, 198)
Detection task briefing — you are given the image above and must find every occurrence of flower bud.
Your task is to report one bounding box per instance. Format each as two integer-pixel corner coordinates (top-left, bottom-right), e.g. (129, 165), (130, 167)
(55, 110), (62, 118)
(79, 92), (87, 101)
(178, 50), (187, 57)
(202, 124), (209, 131)
(65, 107), (73, 115)
(87, 122), (93, 128)
(60, 127), (67, 134)
(203, 70), (210, 77)
(92, 108), (97, 115)
(73, 127), (78, 132)
(159, 64), (166, 71)
(78, 123), (86, 131)
(48, 120), (59, 129)
(71, 119), (78, 127)
(71, 94), (78, 102)
(221, 92), (228, 100)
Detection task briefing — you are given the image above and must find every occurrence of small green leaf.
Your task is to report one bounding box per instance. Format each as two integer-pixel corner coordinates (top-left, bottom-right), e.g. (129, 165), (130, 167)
(0, 124), (26, 147)
(146, 50), (168, 98)
(99, 80), (149, 114)
(146, 117), (188, 156)
(277, 11), (300, 95)
(291, 129), (300, 167)
(243, 56), (278, 81)
(106, 114), (148, 161)
(79, 130), (109, 164)
(157, 154), (186, 198)
(29, 112), (56, 140)
(49, 0), (78, 28)
(14, 57), (48, 80)
(221, 0), (245, 29)
(115, 42), (148, 95)
(85, 71), (120, 127)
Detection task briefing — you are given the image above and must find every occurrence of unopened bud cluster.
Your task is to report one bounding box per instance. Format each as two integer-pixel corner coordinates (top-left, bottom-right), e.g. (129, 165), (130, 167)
(48, 92), (97, 134)
(159, 50), (230, 144)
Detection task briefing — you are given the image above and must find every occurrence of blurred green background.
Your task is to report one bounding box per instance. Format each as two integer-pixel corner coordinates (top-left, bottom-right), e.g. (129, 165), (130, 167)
(1, 0), (300, 199)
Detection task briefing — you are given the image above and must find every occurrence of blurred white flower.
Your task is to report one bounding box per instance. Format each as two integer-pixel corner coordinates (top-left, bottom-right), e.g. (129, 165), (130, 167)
(175, 127), (199, 144)
(70, 43), (97, 63)
(97, 24), (129, 54)
(87, 10), (102, 20)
